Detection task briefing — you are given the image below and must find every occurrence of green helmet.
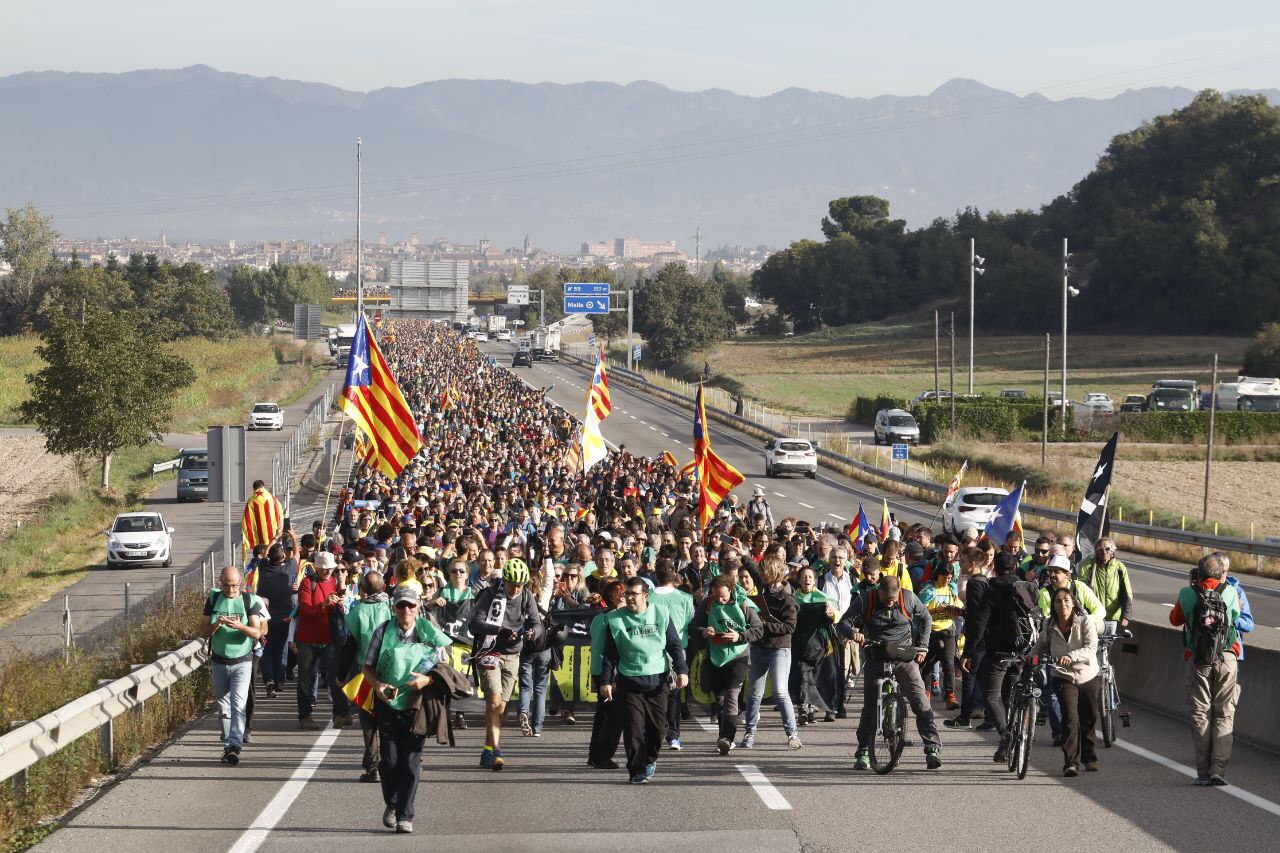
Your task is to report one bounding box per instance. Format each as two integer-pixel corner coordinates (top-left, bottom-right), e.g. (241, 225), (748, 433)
(502, 558), (530, 585)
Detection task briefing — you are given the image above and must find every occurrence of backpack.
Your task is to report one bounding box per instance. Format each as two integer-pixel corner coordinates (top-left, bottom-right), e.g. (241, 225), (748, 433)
(1190, 585), (1230, 666)
(1010, 580), (1040, 652)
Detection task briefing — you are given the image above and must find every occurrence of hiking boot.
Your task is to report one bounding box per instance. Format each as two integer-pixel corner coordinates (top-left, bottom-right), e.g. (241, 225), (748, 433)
(945, 692), (959, 711)
(739, 732), (755, 749)
(854, 749), (871, 771)
(519, 711), (533, 736)
(925, 747), (942, 770)
(299, 716), (320, 731)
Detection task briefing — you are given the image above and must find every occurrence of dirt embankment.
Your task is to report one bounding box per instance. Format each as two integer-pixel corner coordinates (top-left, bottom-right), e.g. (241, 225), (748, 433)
(0, 433), (77, 538)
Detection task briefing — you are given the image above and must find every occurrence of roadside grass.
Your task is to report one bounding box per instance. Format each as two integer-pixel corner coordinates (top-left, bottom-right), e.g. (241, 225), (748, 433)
(0, 589), (210, 853)
(706, 319), (1250, 419)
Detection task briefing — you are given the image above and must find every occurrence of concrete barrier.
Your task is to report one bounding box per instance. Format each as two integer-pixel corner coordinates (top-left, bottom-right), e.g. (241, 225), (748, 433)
(1114, 619), (1278, 754)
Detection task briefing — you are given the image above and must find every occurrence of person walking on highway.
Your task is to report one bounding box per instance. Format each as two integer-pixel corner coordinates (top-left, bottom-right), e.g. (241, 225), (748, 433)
(818, 548), (854, 718)
(1169, 553), (1243, 786)
(344, 570), (391, 782)
(649, 563), (694, 750)
(918, 561), (961, 710)
(202, 567), (266, 766)
(747, 485), (775, 531)
(294, 551), (353, 730)
(598, 577), (690, 784)
(740, 556), (802, 750)
(469, 558), (543, 771)
(692, 576), (764, 755)
(1077, 537), (1133, 632)
(1035, 587), (1100, 776)
(587, 580), (627, 769)
(255, 543), (294, 697)
(839, 574), (942, 770)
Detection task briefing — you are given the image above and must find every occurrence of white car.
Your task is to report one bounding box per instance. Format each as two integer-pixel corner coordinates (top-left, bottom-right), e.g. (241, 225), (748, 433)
(1080, 392), (1115, 414)
(942, 486), (1009, 536)
(106, 511), (174, 569)
(248, 402), (284, 430)
(496, 329), (512, 342)
(763, 437), (817, 479)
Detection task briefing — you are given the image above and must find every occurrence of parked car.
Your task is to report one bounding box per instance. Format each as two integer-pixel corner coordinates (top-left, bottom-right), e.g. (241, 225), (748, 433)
(913, 389), (953, 404)
(1080, 392), (1115, 414)
(942, 486), (1009, 536)
(106, 511), (174, 569)
(176, 447), (209, 502)
(873, 408), (921, 445)
(248, 402), (283, 430)
(496, 329), (512, 342)
(999, 389), (1028, 399)
(1119, 394), (1147, 413)
(512, 351), (533, 368)
(763, 437), (817, 479)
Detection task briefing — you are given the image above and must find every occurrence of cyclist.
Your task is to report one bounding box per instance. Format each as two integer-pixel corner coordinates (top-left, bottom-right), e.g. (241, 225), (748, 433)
(1077, 538), (1133, 631)
(1034, 587), (1100, 776)
(838, 575), (942, 771)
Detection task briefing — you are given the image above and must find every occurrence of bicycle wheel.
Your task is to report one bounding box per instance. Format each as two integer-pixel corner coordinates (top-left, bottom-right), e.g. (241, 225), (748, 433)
(870, 693), (907, 775)
(1015, 700), (1035, 780)
(1100, 677), (1116, 748)
(1005, 693), (1023, 772)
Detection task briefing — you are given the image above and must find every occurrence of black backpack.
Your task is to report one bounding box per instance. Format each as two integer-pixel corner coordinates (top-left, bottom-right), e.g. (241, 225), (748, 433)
(1190, 585), (1230, 666)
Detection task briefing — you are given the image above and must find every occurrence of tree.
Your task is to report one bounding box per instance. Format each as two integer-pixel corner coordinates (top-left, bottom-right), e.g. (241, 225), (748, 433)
(1243, 322), (1280, 375)
(0, 204), (59, 332)
(226, 262), (332, 327)
(633, 263), (730, 363)
(821, 195), (905, 240)
(20, 308), (195, 488)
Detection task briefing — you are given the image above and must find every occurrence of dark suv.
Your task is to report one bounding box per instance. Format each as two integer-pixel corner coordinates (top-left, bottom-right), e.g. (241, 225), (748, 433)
(512, 351), (533, 368)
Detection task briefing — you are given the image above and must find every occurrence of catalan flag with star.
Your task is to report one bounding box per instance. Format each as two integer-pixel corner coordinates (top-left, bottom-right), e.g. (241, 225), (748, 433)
(338, 314), (423, 478)
(693, 382), (743, 528)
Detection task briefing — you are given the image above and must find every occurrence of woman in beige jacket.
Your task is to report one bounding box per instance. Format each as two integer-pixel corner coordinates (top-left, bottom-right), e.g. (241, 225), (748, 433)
(1035, 588), (1100, 776)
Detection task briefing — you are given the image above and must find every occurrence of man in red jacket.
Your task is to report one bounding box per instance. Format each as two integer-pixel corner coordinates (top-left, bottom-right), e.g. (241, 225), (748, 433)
(294, 551), (353, 730)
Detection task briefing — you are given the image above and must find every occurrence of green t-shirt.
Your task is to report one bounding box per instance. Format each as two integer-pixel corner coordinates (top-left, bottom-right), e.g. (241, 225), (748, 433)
(440, 585), (474, 603)
(708, 601), (751, 668)
(345, 598), (392, 663)
(795, 590), (832, 605)
(606, 606), (670, 677)
(206, 591), (263, 663)
(650, 587), (694, 647)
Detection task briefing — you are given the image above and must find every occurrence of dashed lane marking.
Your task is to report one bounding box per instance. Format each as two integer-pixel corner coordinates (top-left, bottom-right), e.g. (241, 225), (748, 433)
(799, 502), (815, 509)
(227, 724), (343, 853)
(773, 492), (786, 498)
(736, 764), (792, 810)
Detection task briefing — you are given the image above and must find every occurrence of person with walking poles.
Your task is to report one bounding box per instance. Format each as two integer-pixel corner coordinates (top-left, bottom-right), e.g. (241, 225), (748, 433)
(202, 566), (266, 766)
(1169, 552), (1243, 787)
(598, 577), (690, 784)
(360, 584), (452, 834)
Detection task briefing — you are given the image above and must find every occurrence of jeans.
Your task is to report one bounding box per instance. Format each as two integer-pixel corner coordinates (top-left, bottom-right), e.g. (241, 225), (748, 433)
(211, 660), (252, 751)
(262, 620), (289, 687)
(959, 651), (986, 721)
(743, 646), (798, 737)
(377, 709), (424, 821)
(1038, 664), (1063, 736)
(296, 641), (350, 721)
(518, 648), (553, 733)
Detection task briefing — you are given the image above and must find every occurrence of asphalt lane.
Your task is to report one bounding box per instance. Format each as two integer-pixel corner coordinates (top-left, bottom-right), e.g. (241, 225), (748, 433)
(0, 355), (339, 659)
(498, 346), (1280, 644)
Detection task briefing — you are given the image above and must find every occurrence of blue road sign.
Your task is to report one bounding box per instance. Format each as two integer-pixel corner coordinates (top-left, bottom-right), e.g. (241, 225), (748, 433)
(564, 282), (611, 296)
(564, 295), (611, 314)
(587, 334), (597, 349)
(892, 443), (909, 461)
(632, 345), (642, 362)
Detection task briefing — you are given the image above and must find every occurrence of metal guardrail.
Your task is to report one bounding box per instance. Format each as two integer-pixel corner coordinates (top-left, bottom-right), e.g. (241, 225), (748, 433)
(562, 352), (1280, 560)
(272, 382), (337, 504)
(0, 638), (206, 785)
(150, 458), (181, 476)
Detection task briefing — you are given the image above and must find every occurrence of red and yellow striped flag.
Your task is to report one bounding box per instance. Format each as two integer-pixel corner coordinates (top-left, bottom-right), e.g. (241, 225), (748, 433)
(242, 486), (283, 549)
(659, 451), (678, 468)
(338, 315), (423, 478)
(341, 672), (376, 713)
(693, 383), (743, 528)
(588, 353), (612, 422)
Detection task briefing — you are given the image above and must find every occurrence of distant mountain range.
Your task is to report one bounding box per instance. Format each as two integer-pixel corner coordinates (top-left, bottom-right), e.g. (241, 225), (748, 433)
(1, 65), (1275, 251)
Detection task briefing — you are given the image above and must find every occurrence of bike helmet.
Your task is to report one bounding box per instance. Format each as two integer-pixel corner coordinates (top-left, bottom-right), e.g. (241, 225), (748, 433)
(502, 558), (530, 585)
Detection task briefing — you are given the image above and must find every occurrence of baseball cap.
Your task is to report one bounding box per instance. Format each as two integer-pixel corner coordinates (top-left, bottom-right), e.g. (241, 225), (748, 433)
(392, 585), (420, 606)
(1048, 554), (1071, 572)
(905, 542), (925, 560)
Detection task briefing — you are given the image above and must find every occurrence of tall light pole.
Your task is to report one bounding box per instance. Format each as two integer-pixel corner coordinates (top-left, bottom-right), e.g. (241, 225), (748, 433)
(967, 238), (985, 395)
(1061, 238), (1077, 433)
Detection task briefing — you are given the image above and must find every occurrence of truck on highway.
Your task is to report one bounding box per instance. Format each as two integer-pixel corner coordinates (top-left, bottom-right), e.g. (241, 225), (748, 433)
(486, 314), (507, 333)
(532, 327), (561, 362)
(1146, 379), (1198, 412)
(332, 323), (358, 368)
(1236, 376), (1280, 412)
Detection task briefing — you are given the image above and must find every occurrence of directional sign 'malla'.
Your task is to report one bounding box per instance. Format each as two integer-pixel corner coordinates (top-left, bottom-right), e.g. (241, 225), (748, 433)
(564, 295), (610, 314)
(564, 282), (610, 296)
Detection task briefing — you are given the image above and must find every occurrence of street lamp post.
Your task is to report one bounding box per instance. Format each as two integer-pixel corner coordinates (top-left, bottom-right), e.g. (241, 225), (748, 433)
(967, 238), (985, 395)
(1060, 238), (1078, 434)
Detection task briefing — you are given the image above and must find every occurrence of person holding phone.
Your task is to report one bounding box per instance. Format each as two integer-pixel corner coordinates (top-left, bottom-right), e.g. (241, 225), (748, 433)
(202, 566), (266, 766)
(691, 576), (764, 755)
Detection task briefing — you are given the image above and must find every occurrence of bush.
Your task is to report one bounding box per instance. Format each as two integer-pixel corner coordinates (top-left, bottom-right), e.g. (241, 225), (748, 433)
(847, 394), (910, 424)
(1242, 322), (1280, 376)
(1118, 411), (1280, 443)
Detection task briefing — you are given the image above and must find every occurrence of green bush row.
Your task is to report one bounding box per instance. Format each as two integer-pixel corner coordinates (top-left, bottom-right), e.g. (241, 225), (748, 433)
(1113, 411), (1280, 443)
(847, 394), (910, 423)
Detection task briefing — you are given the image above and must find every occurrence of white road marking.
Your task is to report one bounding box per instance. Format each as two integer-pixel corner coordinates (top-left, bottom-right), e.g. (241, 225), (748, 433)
(662, 432), (670, 437)
(773, 492), (786, 498)
(736, 764), (792, 810)
(827, 513), (844, 520)
(1110, 737), (1280, 818)
(799, 502), (815, 509)
(227, 724), (343, 853)
(649, 426), (658, 431)
(630, 415), (638, 420)
(1162, 602), (1175, 607)
(695, 716), (718, 733)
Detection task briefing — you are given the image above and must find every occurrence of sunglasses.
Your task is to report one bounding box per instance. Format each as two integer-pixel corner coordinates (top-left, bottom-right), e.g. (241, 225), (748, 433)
(566, 573), (580, 579)
(394, 601), (418, 610)
(1035, 549), (1050, 555)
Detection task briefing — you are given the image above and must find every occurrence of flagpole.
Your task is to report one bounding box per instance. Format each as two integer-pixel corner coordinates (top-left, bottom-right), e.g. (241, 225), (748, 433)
(355, 137), (363, 324)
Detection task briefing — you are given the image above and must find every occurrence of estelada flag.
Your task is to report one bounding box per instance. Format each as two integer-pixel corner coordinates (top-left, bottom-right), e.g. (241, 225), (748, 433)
(242, 486), (283, 549)
(659, 451), (678, 468)
(693, 383), (743, 528)
(879, 497), (892, 542)
(339, 314), (423, 478)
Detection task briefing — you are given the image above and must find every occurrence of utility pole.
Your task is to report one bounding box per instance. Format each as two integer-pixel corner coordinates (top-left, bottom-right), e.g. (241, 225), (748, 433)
(538, 289), (545, 328)
(626, 289), (634, 371)
(949, 311), (956, 431)
(968, 238), (984, 395)
(355, 137), (363, 323)
(933, 309), (940, 403)
(1204, 353), (1219, 522)
(691, 225), (703, 276)
(1042, 333), (1050, 468)
(1061, 237), (1070, 434)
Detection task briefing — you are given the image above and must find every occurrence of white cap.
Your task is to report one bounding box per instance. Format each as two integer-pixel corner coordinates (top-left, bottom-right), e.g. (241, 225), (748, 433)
(1048, 554), (1071, 572)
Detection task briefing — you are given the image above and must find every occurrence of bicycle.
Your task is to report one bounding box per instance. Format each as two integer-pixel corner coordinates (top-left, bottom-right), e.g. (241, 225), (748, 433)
(864, 641), (908, 775)
(1097, 626), (1133, 748)
(1002, 654), (1041, 780)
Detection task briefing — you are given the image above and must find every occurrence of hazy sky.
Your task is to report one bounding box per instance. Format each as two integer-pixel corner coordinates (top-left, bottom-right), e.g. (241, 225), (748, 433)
(6, 1), (1280, 98)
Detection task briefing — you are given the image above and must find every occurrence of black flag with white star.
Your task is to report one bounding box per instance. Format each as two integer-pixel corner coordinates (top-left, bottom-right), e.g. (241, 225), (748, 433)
(1074, 432), (1118, 565)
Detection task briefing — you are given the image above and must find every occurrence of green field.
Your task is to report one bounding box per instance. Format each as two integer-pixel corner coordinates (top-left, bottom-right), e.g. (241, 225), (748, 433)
(706, 317), (1250, 419)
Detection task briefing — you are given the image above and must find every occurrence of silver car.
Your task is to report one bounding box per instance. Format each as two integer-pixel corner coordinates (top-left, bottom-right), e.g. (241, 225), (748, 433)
(874, 409), (921, 445)
(764, 437), (817, 479)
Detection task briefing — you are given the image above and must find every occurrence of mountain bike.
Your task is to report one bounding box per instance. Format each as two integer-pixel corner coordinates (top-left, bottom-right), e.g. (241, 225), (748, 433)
(1003, 654), (1041, 780)
(865, 641), (908, 775)
(1097, 625), (1133, 747)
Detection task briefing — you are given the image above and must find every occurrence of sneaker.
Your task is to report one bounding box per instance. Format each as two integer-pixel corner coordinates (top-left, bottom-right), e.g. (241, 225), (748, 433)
(491, 750), (504, 771)
(1085, 761), (1099, 772)
(587, 758), (619, 769)
(519, 711), (533, 736)
(787, 735), (803, 750)
(454, 712), (468, 730)
(396, 820), (413, 834)
(480, 748), (495, 769)
(333, 714), (353, 730)
(265, 682), (277, 698)
(925, 747), (942, 770)
(644, 762), (656, 780)
(562, 711), (577, 725)
(823, 712), (837, 723)
(805, 709), (817, 725)
(943, 717), (972, 730)
(532, 731), (541, 737)
(931, 678), (941, 697)
(716, 738), (735, 756)
(993, 739), (1010, 764)
(383, 807), (396, 829)
(739, 732), (755, 749)
(667, 738), (683, 751)
(629, 772), (649, 784)
(360, 769), (380, 783)
(834, 710), (848, 719)
(299, 717), (320, 731)
(854, 749), (871, 771)
(680, 706), (691, 721)
(1209, 774), (1227, 786)
(945, 693), (959, 711)
(1064, 765), (1079, 777)
(222, 748), (239, 766)
(971, 708), (985, 719)
(1194, 774), (1212, 786)
(243, 732), (253, 744)
(976, 721), (997, 732)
